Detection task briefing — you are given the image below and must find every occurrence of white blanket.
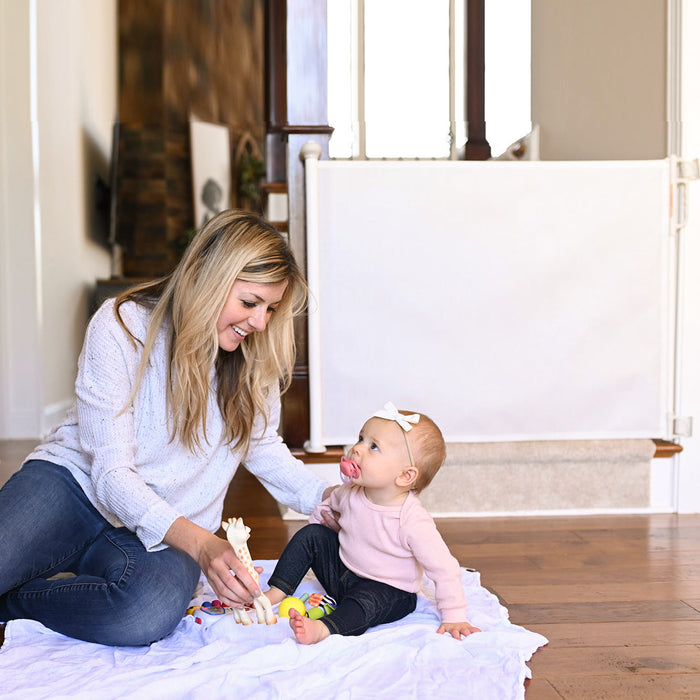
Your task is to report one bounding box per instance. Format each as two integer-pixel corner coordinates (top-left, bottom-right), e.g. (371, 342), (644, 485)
(0, 562), (547, 699)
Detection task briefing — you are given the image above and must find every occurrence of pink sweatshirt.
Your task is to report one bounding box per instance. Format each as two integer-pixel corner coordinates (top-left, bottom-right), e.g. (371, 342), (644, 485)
(310, 485), (468, 623)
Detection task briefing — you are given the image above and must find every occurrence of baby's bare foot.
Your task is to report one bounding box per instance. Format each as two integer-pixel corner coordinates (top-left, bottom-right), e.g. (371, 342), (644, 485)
(288, 608), (330, 644)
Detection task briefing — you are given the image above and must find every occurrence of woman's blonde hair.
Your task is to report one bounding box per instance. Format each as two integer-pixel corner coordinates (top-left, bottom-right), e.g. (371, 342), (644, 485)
(114, 209), (307, 456)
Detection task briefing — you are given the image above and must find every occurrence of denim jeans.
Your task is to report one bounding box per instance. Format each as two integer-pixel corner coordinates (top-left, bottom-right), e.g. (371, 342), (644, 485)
(0, 460), (201, 646)
(268, 524), (417, 636)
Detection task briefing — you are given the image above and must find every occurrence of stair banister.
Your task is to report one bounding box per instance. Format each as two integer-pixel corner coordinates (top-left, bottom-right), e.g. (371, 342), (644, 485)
(300, 141), (326, 453)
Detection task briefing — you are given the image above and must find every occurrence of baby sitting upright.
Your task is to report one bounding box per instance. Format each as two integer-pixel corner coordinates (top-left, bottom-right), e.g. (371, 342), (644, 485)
(264, 402), (481, 644)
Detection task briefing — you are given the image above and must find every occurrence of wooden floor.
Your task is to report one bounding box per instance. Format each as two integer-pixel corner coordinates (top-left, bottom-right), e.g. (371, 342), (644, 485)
(2, 440), (700, 699)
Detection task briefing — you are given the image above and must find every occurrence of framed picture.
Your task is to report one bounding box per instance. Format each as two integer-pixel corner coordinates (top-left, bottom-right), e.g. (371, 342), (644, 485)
(189, 120), (231, 227)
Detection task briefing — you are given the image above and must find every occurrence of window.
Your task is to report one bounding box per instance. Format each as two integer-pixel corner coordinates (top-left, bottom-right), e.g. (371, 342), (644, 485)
(327, 0), (531, 160)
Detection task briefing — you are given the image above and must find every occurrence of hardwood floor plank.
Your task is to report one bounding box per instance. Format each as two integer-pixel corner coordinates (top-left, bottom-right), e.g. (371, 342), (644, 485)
(529, 645), (700, 677)
(438, 513), (700, 536)
(525, 620), (700, 647)
(451, 540), (700, 562)
(523, 678), (564, 699)
(496, 581), (700, 605)
(508, 601), (700, 625)
(453, 553), (542, 572)
(481, 564), (700, 587)
(436, 521), (588, 544)
(549, 674), (700, 700)
(684, 599), (700, 613)
(441, 524), (700, 549)
(576, 526), (700, 548)
(522, 551), (700, 569)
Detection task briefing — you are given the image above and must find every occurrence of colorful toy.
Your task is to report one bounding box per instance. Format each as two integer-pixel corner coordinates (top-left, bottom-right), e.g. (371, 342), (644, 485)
(278, 596), (306, 618)
(186, 589), (336, 626)
(186, 600), (238, 625)
(307, 593), (334, 608)
(221, 517), (277, 625)
(302, 593), (336, 619)
(306, 606), (325, 620)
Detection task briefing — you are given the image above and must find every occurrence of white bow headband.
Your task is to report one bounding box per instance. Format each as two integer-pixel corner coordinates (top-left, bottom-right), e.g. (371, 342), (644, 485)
(372, 401), (420, 466)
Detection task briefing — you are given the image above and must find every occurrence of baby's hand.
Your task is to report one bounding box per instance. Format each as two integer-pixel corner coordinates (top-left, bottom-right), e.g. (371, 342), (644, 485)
(437, 620), (481, 639)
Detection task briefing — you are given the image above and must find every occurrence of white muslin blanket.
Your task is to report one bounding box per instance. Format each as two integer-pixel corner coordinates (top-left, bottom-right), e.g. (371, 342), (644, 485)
(0, 562), (547, 699)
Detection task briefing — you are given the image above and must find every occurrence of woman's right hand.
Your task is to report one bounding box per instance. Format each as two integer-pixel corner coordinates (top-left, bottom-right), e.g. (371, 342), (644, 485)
(318, 485), (341, 532)
(164, 517), (261, 606)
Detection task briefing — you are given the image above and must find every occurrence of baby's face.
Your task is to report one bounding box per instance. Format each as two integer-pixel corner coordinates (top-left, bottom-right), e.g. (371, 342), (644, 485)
(346, 417), (412, 489)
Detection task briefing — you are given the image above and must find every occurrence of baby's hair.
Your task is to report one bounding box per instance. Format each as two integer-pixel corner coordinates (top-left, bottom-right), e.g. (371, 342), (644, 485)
(401, 410), (446, 493)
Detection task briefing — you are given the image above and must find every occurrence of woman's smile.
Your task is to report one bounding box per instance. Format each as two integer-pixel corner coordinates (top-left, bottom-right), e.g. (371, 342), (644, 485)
(217, 280), (288, 352)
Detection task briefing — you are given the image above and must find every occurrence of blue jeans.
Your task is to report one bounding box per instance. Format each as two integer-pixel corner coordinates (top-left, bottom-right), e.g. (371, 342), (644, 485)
(268, 524), (417, 636)
(0, 460), (201, 646)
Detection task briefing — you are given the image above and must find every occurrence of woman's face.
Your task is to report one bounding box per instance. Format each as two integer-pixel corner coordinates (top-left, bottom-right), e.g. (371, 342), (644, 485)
(216, 279), (288, 352)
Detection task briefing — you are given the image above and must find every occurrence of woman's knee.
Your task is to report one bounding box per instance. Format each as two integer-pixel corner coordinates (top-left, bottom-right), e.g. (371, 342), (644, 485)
(78, 537), (200, 646)
(95, 562), (199, 645)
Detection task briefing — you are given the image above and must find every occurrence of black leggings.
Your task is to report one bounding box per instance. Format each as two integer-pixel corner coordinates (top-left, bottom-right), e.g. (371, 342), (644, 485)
(268, 524), (416, 636)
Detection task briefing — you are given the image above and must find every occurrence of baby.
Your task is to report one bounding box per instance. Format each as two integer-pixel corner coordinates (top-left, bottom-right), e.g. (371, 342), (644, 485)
(264, 402), (481, 644)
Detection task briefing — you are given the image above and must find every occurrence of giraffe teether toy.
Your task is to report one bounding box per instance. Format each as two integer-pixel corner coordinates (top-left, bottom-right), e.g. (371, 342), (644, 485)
(221, 517), (277, 625)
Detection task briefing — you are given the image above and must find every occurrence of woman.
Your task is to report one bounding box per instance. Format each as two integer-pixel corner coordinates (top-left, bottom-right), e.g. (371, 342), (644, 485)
(0, 210), (331, 646)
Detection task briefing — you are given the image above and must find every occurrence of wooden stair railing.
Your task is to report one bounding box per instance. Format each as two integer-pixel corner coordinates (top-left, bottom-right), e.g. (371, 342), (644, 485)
(261, 181), (288, 233)
(265, 0), (332, 449)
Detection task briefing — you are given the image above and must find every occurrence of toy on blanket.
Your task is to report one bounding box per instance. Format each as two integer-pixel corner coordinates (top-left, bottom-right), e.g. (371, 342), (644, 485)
(187, 600), (238, 625)
(221, 517), (277, 625)
(277, 592), (336, 619)
(305, 592), (336, 617)
(278, 596), (306, 618)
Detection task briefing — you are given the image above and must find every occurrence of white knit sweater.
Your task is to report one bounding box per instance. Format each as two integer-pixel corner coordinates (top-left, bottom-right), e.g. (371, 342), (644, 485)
(27, 299), (326, 551)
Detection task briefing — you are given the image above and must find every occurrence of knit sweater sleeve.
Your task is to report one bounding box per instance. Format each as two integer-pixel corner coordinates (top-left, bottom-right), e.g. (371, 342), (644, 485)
(75, 300), (181, 550)
(241, 386), (327, 516)
(402, 501), (468, 623)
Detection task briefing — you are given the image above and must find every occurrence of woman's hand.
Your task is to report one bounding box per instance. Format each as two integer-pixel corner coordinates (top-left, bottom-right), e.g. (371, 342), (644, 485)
(319, 485), (341, 532)
(164, 517), (261, 606)
(196, 532), (264, 606)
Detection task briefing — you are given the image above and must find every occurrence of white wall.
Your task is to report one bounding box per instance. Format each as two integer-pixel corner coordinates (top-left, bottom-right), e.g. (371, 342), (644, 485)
(674, 0), (700, 512)
(532, 0), (667, 160)
(0, 0), (43, 438)
(35, 0), (115, 428)
(0, 0), (115, 439)
(531, 0), (700, 512)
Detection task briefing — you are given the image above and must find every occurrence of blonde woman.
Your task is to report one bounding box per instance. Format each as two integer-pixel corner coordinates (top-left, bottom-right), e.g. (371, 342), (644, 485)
(0, 210), (331, 647)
